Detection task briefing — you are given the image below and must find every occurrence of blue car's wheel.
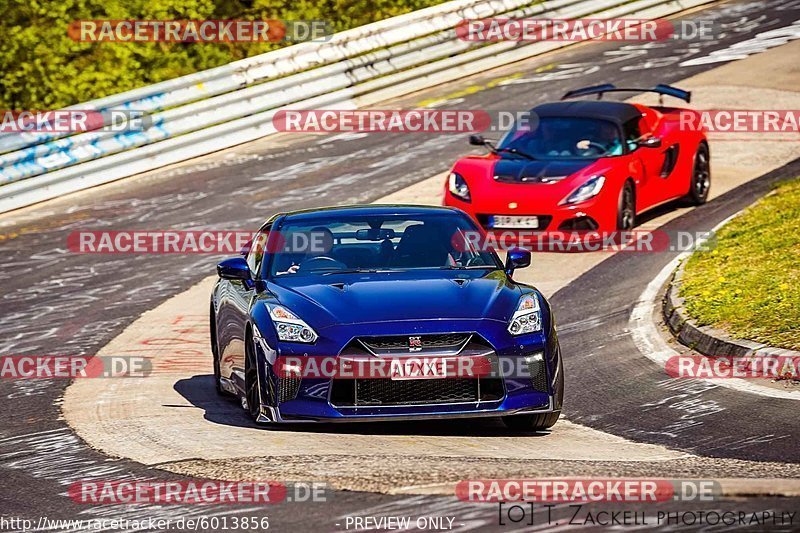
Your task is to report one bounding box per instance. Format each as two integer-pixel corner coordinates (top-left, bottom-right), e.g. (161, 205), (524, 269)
(210, 305), (226, 396)
(244, 333), (264, 422)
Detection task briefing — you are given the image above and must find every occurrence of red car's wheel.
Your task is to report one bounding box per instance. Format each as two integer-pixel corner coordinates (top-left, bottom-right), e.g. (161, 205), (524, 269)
(616, 181), (636, 231)
(684, 143), (711, 205)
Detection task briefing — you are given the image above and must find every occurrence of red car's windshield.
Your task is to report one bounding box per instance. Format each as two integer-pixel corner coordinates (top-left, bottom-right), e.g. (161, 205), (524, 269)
(499, 117), (624, 160)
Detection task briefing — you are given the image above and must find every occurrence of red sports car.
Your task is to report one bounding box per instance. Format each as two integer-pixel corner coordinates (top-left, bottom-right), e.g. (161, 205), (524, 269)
(443, 84), (709, 241)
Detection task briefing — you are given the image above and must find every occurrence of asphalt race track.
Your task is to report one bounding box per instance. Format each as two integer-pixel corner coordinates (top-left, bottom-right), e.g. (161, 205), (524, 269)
(1, 0), (800, 530)
(556, 157), (800, 464)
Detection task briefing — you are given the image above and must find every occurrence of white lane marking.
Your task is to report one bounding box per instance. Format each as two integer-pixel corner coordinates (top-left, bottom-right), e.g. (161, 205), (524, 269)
(317, 132), (370, 144)
(423, 97), (465, 108)
(499, 64), (600, 85)
(629, 214), (799, 400)
(680, 20), (800, 66)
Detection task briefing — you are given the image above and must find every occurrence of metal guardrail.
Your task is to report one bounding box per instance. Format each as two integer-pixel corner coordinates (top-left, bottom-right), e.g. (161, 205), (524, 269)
(0, 0), (712, 213)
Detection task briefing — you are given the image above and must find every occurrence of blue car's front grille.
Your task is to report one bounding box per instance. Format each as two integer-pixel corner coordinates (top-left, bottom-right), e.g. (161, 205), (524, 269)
(330, 355), (505, 407)
(331, 334), (505, 407)
(358, 333), (471, 356)
(330, 377), (504, 407)
(355, 378), (480, 406)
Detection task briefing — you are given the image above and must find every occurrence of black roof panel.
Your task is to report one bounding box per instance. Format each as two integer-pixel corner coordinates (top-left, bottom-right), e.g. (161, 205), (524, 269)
(531, 101), (642, 125)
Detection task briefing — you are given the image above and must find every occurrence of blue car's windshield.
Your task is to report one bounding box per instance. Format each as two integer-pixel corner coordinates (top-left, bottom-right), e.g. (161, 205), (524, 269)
(499, 117), (623, 160)
(268, 213), (501, 277)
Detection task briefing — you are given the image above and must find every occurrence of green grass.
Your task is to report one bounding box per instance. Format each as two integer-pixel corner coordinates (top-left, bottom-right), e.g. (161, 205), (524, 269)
(679, 177), (800, 351)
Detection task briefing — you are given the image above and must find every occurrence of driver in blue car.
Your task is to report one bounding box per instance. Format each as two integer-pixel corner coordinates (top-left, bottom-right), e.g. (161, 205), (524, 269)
(278, 226), (336, 275)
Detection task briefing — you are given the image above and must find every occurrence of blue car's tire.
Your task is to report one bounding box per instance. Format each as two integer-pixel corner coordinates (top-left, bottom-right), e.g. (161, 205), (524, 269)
(210, 305), (227, 396)
(244, 333), (265, 423)
(502, 362), (563, 432)
(502, 410), (561, 432)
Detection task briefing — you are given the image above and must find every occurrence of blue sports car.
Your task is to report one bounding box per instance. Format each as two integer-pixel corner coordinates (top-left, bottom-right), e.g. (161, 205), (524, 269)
(210, 205), (563, 431)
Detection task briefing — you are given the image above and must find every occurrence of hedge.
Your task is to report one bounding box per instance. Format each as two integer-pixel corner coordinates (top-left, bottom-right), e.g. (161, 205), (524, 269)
(0, 0), (448, 109)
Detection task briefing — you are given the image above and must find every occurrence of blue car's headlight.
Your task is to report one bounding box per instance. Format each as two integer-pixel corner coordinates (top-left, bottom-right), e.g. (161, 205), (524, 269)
(508, 294), (542, 335)
(267, 304), (318, 343)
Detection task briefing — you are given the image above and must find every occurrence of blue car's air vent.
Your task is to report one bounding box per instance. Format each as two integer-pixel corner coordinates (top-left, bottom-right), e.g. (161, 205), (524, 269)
(278, 377), (301, 403)
(527, 358), (549, 393)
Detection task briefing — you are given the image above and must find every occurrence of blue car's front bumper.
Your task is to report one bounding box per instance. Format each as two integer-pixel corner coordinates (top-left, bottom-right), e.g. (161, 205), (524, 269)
(253, 318), (560, 423)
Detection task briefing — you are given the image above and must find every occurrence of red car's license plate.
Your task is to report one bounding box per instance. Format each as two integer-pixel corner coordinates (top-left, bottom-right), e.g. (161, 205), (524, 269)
(490, 215), (539, 229)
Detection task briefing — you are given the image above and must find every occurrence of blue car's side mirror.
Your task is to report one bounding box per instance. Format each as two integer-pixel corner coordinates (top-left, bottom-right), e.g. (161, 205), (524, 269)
(505, 247), (531, 276)
(217, 257), (251, 281)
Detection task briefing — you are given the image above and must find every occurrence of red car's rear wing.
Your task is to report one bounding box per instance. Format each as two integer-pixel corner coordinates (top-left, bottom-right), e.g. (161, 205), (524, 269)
(562, 84), (691, 104)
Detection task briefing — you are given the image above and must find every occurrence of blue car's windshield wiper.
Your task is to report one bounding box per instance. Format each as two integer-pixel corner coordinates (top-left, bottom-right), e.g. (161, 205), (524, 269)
(321, 268), (387, 275)
(439, 265), (496, 270)
(321, 266), (494, 274)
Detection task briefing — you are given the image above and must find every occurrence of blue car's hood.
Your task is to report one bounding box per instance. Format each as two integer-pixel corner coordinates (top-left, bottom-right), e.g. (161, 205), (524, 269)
(266, 271), (520, 329)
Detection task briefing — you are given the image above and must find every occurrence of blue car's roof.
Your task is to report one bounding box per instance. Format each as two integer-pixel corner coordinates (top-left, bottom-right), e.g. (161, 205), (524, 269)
(278, 204), (461, 222)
